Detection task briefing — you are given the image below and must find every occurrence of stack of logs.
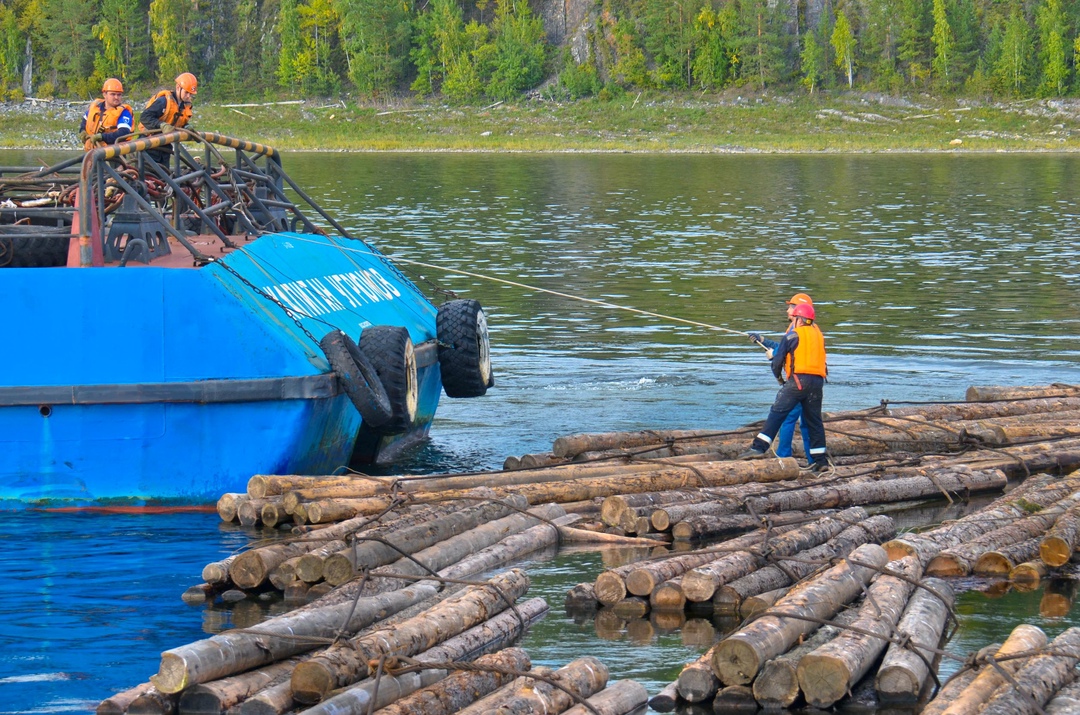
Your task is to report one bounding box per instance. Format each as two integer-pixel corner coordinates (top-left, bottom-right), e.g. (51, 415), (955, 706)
(99, 384), (1080, 715)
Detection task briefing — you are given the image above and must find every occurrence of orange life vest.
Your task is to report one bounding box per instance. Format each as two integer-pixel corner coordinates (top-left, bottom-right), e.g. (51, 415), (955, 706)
(787, 324), (827, 378)
(83, 99), (134, 149)
(137, 90), (192, 132)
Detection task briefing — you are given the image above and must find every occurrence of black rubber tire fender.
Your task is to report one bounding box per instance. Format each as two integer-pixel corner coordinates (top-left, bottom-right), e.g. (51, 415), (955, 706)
(436, 299), (492, 398)
(319, 329), (392, 428)
(359, 325), (418, 434)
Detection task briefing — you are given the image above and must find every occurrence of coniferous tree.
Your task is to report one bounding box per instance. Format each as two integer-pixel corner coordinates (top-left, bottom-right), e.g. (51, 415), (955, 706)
(0, 4), (22, 92)
(831, 9), (855, 87)
(930, 0), (955, 88)
(737, 0), (787, 89)
(212, 46), (244, 99)
(692, 3), (737, 89)
(276, 0), (302, 88)
(149, 0), (193, 82)
(994, 5), (1032, 94)
(40, 0), (96, 94)
(337, 0), (412, 93)
(800, 29), (823, 92)
(1036, 0), (1068, 95)
(896, 0), (928, 86)
(642, 0), (696, 87)
(93, 0), (143, 83)
(486, 0), (546, 99)
(861, 0), (899, 88)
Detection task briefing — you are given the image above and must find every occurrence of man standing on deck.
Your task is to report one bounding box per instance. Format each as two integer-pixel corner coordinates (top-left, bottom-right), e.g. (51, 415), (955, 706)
(739, 302), (830, 472)
(137, 72), (197, 166)
(77, 78), (133, 151)
(747, 293), (814, 461)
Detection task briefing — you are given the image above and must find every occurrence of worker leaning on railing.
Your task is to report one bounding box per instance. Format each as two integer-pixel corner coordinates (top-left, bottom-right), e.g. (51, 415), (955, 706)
(137, 72), (198, 166)
(77, 78), (133, 151)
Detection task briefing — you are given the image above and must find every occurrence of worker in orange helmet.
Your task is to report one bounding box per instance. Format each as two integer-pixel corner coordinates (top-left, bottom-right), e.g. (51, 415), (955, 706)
(138, 72), (197, 165)
(77, 78), (133, 150)
(740, 299), (830, 472)
(746, 292), (815, 461)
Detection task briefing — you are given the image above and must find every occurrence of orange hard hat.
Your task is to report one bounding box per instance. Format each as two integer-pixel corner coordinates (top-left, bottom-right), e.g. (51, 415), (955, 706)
(792, 303), (815, 321)
(102, 78), (124, 93)
(786, 292), (813, 305)
(175, 72), (198, 94)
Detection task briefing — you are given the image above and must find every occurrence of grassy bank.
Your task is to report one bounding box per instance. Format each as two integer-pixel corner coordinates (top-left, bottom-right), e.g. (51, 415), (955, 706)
(4, 92), (1080, 152)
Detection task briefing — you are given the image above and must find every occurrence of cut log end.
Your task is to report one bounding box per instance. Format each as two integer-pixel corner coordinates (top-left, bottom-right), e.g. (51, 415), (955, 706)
(290, 661), (336, 705)
(875, 665), (920, 703)
(712, 638), (762, 686)
(797, 653), (849, 709)
(1041, 537), (1072, 568)
(974, 552), (1013, 576)
(752, 660), (799, 709)
(925, 554), (964, 577)
(625, 570), (657, 597)
(594, 572), (628, 606)
(883, 539), (917, 562)
(149, 653), (187, 694)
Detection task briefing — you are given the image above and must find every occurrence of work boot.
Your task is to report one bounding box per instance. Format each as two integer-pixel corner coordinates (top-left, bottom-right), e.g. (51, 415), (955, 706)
(737, 448), (766, 460)
(809, 460), (831, 473)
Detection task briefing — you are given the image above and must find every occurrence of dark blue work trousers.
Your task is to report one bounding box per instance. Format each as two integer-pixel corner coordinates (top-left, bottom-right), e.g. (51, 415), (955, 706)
(752, 375), (827, 464)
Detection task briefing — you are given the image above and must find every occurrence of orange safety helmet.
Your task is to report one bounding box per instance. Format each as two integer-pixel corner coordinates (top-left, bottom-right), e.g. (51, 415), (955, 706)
(175, 72), (198, 95)
(786, 292), (813, 305)
(791, 303), (815, 321)
(102, 78), (124, 93)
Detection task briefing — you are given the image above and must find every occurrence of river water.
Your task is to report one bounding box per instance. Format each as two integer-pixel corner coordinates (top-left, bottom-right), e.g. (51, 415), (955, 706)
(1, 151), (1079, 713)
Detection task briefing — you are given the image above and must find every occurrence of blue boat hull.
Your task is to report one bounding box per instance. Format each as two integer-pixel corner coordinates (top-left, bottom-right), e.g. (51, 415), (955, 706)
(0, 232), (444, 508)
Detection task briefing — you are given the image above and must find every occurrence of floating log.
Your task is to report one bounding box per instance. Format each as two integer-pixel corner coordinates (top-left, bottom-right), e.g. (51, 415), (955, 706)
(752, 606), (861, 709)
(553, 429), (722, 459)
(1010, 560), (1049, 587)
(1046, 675), (1080, 714)
(151, 579), (442, 693)
(740, 587), (789, 618)
(561, 680), (649, 715)
(798, 555), (923, 708)
(202, 556), (237, 586)
(973, 537), (1043, 576)
(884, 473), (1076, 564)
(96, 683), (159, 715)
(319, 496), (528, 587)
(298, 597), (549, 715)
(875, 577), (955, 704)
(649, 680), (680, 712)
(217, 493), (245, 522)
(372, 647), (530, 715)
(290, 569), (531, 703)
(714, 514), (896, 614)
(672, 508), (835, 541)
(176, 657), (299, 714)
(676, 649), (719, 703)
(612, 597), (649, 619)
(979, 627), (1080, 715)
(520, 451), (561, 468)
(1041, 500), (1080, 567)
(712, 684), (757, 711)
(917, 643), (1002, 715)
(928, 490), (1080, 576)
(601, 491), (703, 527)
(294, 539), (348, 583)
(936, 624), (1048, 715)
(595, 527), (793, 606)
(649, 577), (686, 611)
(125, 688), (177, 715)
(247, 475), (376, 499)
(490, 655), (609, 714)
(237, 498), (280, 527)
(260, 502), (291, 528)
(681, 507), (868, 603)
(965, 385), (1080, 401)
(711, 542), (889, 686)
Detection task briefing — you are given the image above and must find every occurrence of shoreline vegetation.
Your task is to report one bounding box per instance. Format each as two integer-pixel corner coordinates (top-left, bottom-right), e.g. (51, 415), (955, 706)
(3, 91), (1080, 153)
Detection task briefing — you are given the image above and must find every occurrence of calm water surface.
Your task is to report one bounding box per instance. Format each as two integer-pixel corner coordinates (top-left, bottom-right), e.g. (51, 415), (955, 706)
(1, 151), (1079, 713)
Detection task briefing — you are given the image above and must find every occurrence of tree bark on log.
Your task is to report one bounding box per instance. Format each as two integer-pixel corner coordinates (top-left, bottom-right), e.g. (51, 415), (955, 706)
(177, 657), (300, 713)
(294, 540), (348, 583)
(489, 656), (609, 715)
(358, 504), (566, 595)
(234, 680), (293, 715)
(711, 543), (889, 686)
(740, 587), (789, 618)
(875, 577), (955, 704)
(1046, 675), (1080, 715)
(319, 496), (528, 587)
(559, 680), (648, 715)
(96, 683), (158, 715)
(714, 514), (896, 614)
(797, 555), (923, 708)
(974, 537), (1043, 576)
(979, 627), (1080, 715)
(672, 508), (836, 541)
(202, 556), (236, 586)
(676, 648), (719, 703)
(298, 598), (549, 715)
(928, 491), (1080, 577)
(371, 647), (530, 715)
(248, 475), (377, 499)
(1041, 500), (1080, 567)
(602, 491), (704, 528)
(260, 502), (291, 528)
(752, 606), (861, 709)
(884, 473), (1074, 565)
(290, 569), (531, 703)
(151, 579), (441, 693)
(917, 644), (1002, 715)
(965, 385), (1080, 402)
(681, 507), (868, 603)
(554, 429), (723, 458)
(936, 624), (1048, 715)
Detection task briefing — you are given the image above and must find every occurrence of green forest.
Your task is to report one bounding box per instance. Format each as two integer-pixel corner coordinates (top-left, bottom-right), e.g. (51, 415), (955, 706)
(0, 0), (1079, 104)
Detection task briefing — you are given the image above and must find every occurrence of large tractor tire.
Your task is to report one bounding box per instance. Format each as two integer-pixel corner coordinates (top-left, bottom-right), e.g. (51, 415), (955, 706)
(319, 329), (392, 428)
(436, 299), (492, 398)
(359, 325), (418, 434)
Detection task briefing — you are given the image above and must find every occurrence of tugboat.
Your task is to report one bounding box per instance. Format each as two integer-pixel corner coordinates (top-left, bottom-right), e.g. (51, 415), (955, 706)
(0, 131), (492, 508)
